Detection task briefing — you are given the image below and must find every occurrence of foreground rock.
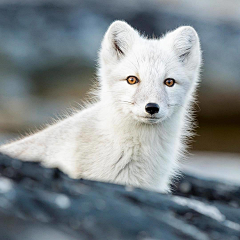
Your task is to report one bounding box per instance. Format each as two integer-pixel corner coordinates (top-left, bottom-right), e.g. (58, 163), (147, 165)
(0, 153), (239, 240)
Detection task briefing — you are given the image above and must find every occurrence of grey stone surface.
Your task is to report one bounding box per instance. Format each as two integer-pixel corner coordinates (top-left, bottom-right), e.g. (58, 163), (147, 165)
(0, 153), (239, 240)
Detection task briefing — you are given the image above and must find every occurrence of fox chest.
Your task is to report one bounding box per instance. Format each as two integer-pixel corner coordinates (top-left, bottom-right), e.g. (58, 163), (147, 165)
(108, 140), (167, 186)
(80, 133), (173, 190)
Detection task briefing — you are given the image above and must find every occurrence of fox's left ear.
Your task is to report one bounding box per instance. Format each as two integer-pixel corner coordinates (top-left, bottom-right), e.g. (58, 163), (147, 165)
(100, 21), (139, 64)
(166, 26), (202, 72)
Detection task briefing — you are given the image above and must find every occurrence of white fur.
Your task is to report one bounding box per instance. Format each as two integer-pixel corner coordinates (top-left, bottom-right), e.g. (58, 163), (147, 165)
(0, 21), (202, 192)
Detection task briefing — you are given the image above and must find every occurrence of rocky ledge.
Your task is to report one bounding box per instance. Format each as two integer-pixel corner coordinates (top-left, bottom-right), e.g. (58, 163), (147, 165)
(0, 153), (239, 240)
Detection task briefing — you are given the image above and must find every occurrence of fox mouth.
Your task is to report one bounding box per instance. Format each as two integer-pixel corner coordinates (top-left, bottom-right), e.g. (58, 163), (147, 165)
(142, 116), (159, 119)
(137, 115), (162, 124)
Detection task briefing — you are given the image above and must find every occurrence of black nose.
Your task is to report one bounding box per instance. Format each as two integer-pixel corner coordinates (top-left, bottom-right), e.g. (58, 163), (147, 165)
(145, 103), (160, 115)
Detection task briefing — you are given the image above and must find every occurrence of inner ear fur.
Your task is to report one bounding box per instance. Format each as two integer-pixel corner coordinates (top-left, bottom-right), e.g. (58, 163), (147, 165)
(169, 26), (201, 64)
(101, 20), (139, 61)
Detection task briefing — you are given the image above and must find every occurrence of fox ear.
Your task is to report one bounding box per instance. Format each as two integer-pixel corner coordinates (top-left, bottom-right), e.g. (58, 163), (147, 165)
(166, 26), (201, 70)
(100, 21), (139, 63)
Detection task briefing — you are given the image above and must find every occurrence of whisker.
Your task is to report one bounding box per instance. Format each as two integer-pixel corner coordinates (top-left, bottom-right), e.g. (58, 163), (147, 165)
(121, 101), (134, 105)
(193, 102), (201, 112)
(168, 104), (187, 111)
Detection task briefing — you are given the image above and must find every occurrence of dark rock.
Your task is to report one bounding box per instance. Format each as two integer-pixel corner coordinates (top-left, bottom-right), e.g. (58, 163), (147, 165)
(0, 153), (239, 240)
(174, 174), (240, 206)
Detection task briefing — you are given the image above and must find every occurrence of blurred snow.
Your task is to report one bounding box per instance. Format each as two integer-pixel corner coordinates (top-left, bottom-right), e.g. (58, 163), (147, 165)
(183, 152), (240, 185)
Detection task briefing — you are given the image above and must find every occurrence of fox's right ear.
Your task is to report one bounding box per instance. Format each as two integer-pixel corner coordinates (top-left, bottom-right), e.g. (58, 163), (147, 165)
(164, 26), (202, 74)
(100, 21), (139, 63)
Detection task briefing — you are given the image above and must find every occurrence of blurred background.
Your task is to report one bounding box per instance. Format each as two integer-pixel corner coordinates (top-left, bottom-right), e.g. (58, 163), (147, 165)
(0, 0), (239, 183)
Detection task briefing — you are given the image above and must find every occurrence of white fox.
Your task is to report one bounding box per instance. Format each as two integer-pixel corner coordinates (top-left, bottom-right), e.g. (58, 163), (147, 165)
(0, 21), (202, 192)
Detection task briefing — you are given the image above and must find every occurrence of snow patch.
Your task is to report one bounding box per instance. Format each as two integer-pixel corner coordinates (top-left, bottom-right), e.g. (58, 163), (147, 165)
(173, 196), (240, 232)
(0, 177), (13, 193)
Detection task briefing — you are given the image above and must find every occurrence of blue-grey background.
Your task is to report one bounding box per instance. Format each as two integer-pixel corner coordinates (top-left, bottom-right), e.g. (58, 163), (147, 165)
(0, 0), (240, 154)
(0, 2), (240, 239)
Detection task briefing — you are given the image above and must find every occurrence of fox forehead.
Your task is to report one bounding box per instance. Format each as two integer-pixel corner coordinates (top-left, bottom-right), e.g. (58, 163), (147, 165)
(119, 42), (181, 82)
(100, 21), (201, 88)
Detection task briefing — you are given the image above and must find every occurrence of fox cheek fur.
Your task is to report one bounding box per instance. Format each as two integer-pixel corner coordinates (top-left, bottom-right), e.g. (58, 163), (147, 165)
(0, 21), (202, 193)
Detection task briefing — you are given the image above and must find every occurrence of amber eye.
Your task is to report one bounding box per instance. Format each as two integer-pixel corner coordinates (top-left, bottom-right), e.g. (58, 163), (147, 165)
(164, 78), (175, 87)
(126, 76), (139, 85)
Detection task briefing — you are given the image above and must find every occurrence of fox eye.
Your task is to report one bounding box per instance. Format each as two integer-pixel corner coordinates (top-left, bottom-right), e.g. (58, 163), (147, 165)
(164, 78), (175, 87)
(126, 76), (139, 85)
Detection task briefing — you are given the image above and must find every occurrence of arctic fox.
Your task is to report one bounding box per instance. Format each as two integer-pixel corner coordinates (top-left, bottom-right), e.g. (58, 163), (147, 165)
(0, 21), (202, 192)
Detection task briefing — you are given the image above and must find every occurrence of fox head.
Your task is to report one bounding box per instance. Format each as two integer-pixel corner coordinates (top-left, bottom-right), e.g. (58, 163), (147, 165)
(98, 21), (202, 124)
